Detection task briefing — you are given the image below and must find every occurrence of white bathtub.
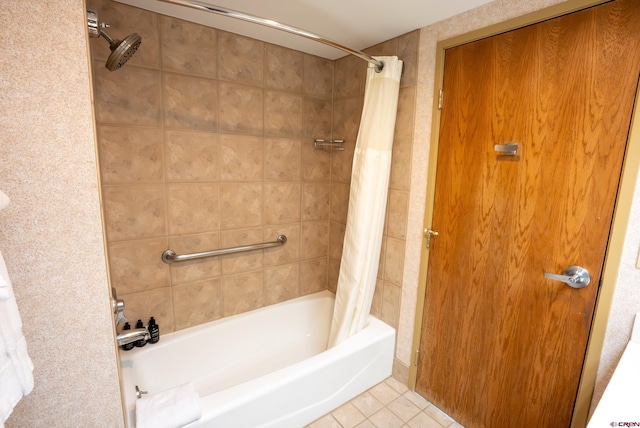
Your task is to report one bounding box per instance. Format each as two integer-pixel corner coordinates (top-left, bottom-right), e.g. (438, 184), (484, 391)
(119, 290), (395, 428)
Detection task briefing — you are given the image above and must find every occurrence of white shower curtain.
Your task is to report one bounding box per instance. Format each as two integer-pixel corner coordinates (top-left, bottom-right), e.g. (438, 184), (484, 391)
(328, 56), (403, 348)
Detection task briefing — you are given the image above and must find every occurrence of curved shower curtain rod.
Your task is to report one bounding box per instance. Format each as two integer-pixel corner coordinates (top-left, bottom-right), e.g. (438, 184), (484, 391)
(156, 0), (386, 72)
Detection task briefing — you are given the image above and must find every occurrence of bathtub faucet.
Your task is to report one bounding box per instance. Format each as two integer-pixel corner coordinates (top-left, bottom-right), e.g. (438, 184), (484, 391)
(117, 328), (150, 346)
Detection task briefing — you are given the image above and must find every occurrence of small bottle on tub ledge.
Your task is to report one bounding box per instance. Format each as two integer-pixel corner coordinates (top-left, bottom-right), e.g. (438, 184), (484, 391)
(147, 317), (160, 344)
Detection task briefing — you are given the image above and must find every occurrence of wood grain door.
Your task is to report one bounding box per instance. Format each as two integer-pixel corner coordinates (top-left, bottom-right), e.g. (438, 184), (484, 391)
(415, 1), (640, 427)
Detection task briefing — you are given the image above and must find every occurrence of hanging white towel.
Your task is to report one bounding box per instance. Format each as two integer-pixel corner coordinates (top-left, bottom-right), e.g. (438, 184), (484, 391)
(0, 248), (34, 426)
(135, 383), (202, 428)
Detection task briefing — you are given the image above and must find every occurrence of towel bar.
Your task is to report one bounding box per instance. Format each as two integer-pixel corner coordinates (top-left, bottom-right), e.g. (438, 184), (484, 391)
(161, 234), (287, 264)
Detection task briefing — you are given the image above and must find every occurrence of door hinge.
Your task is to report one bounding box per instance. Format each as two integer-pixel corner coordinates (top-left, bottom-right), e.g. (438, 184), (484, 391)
(414, 348), (420, 366)
(424, 228), (439, 249)
(438, 88), (443, 110)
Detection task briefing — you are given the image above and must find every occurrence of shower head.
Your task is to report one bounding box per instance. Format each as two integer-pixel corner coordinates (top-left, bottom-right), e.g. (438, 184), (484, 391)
(101, 30), (142, 71)
(87, 9), (142, 71)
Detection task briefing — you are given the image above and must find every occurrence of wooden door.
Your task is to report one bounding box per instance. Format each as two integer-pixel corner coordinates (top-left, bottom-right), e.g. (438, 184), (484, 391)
(415, 1), (640, 427)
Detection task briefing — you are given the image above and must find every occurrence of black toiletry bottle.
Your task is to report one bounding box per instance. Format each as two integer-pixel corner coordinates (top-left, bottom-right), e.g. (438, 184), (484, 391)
(133, 319), (147, 347)
(147, 317), (160, 344)
(121, 322), (134, 351)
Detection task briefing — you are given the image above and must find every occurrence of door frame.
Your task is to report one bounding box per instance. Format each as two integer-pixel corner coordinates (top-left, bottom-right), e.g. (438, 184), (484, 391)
(408, 1), (640, 426)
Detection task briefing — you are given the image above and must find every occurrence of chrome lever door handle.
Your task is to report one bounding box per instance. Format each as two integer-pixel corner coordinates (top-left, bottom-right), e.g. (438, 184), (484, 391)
(544, 266), (590, 289)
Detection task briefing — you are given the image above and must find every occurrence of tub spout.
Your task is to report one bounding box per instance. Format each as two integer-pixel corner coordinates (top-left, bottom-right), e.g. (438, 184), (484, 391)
(117, 328), (150, 346)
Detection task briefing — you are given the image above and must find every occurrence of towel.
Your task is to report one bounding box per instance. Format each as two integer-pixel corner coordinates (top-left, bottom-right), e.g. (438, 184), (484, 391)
(135, 383), (202, 428)
(0, 249), (34, 413)
(0, 191), (8, 212)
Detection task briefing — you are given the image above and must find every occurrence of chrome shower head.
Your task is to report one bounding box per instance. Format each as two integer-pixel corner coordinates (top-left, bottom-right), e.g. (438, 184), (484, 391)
(87, 8), (142, 72)
(101, 30), (142, 71)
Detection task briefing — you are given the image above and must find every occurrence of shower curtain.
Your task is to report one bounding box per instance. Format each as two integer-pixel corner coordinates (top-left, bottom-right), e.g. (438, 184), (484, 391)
(328, 56), (403, 348)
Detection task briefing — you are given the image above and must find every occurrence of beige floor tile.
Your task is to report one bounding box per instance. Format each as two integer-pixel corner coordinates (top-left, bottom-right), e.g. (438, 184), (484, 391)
(332, 402), (366, 428)
(351, 392), (385, 417)
(369, 381), (401, 405)
(407, 411), (444, 428)
(424, 404), (455, 427)
(355, 420), (378, 428)
(384, 376), (409, 394)
(307, 413), (342, 428)
(402, 390), (429, 410)
(387, 395), (421, 422)
(368, 408), (405, 428)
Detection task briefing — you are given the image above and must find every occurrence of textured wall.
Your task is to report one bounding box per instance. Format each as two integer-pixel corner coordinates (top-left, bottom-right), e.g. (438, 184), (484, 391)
(89, 0), (335, 333)
(0, 1), (123, 427)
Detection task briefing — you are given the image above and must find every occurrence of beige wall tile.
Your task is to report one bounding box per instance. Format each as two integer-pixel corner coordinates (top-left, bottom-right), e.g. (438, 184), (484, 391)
(160, 16), (217, 77)
(381, 282), (401, 329)
(395, 86), (416, 140)
(266, 44), (303, 92)
(370, 279), (384, 318)
(168, 232), (221, 284)
(218, 82), (264, 134)
(304, 97), (332, 139)
(265, 183), (301, 225)
(264, 224), (300, 267)
(398, 31), (419, 87)
(330, 183), (350, 224)
(334, 55), (364, 99)
(120, 287), (175, 333)
(364, 38), (398, 57)
(167, 182), (219, 235)
(301, 221), (329, 260)
(220, 134), (264, 181)
(264, 138), (302, 181)
(162, 72), (217, 130)
(164, 130), (219, 182)
(329, 220), (346, 261)
(390, 139), (412, 191)
(219, 182), (263, 229)
(303, 183), (331, 221)
(387, 190), (409, 239)
(173, 278), (223, 330)
(218, 31), (264, 85)
(302, 141), (331, 181)
(93, 64), (161, 126)
(89, 0), (160, 68)
(222, 270), (264, 316)
(378, 236), (387, 280)
(220, 227), (264, 275)
(97, 126), (163, 184)
(102, 184), (166, 241)
(300, 257), (328, 295)
(108, 238), (170, 295)
(333, 97), (362, 142)
(265, 90), (303, 137)
(331, 141), (356, 184)
(328, 258), (340, 294)
(304, 55), (333, 99)
(384, 237), (405, 285)
(264, 263), (300, 305)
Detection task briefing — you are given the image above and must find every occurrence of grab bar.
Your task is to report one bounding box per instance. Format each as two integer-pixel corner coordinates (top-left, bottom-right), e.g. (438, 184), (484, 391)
(161, 235), (287, 264)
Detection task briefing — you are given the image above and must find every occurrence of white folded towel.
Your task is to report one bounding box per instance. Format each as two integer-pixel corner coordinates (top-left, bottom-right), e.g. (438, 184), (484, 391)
(135, 383), (202, 428)
(0, 191), (8, 212)
(0, 250), (34, 396)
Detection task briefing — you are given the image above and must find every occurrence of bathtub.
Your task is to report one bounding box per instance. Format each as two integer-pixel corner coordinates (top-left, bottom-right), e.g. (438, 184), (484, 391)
(118, 290), (395, 427)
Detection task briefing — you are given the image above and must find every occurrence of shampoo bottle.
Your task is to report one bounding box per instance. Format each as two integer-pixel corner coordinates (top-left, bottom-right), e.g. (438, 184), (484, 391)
(121, 322), (134, 351)
(147, 317), (160, 344)
(133, 319), (147, 347)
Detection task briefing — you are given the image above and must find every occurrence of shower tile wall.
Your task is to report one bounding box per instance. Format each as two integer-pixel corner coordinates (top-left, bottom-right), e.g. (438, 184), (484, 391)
(89, 0), (334, 332)
(328, 32), (419, 377)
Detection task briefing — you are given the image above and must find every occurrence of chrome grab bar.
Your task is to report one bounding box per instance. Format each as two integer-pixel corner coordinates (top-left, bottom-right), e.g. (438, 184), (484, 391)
(161, 234), (287, 264)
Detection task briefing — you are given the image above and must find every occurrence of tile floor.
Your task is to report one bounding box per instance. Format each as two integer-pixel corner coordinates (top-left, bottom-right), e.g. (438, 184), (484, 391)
(306, 377), (464, 428)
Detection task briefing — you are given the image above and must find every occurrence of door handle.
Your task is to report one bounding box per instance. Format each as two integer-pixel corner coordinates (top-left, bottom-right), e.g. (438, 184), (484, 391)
(543, 266), (590, 289)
